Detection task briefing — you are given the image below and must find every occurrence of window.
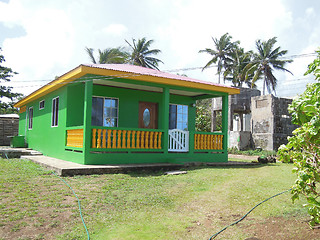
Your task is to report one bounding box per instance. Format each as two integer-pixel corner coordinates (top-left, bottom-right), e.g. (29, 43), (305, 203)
(52, 97), (59, 127)
(39, 100), (45, 110)
(92, 97), (118, 127)
(169, 104), (188, 130)
(28, 107), (33, 129)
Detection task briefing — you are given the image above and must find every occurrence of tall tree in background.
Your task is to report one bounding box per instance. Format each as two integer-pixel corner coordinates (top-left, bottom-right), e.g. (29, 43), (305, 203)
(0, 48), (22, 114)
(85, 47), (128, 64)
(224, 46), (255, 88)
(248, 37), (293, 95)
(125, 37), (163, 70)
(199, 33), (239, 84)
(199, 33), (239, 131)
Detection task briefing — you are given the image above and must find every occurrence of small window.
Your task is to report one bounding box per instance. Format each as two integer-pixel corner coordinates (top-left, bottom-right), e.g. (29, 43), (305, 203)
(28, 107), (33, 130)
(39, 100), (45, 110)
(52, 97), (59, 127)
(169, 104), (188, 130)
(92, 97), (118, 127)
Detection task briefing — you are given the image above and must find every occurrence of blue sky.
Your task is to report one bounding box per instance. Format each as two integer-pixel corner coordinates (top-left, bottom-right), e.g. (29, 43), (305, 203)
(0, 0), (319, 97)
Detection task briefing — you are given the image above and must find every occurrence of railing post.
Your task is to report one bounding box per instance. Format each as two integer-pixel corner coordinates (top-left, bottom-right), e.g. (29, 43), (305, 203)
(83, 80), (93, 164)
(222, 94), (229, 152)
(161, 87), (170, 153)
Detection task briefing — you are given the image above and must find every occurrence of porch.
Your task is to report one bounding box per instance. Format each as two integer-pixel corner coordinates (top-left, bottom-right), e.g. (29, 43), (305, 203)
(61, 64), (234, 164)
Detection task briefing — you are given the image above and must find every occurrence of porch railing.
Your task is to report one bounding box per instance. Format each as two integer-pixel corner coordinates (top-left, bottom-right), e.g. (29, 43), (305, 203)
(91, 127), (163, 150)
(194, 133), (223, 150)
(66, 128), (83, 148)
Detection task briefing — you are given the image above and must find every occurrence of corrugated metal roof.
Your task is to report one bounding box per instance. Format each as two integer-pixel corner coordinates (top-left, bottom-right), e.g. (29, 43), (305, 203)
(82, 63), (232, 89)
(14, 64), (240, 108)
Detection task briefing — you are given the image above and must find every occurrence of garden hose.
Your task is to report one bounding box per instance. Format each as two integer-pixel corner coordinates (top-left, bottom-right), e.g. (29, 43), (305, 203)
(52, 171), (90, 240)
(209, 188), (292, 239)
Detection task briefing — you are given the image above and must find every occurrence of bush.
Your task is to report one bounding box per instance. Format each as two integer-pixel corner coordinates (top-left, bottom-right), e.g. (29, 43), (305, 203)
(278, 49), (320, 226)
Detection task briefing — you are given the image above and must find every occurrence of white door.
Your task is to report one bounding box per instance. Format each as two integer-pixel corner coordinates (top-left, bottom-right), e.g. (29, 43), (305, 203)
(168, 129), (189, 152)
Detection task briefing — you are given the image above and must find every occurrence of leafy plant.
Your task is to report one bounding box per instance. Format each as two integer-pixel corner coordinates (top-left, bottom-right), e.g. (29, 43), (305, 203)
(195, 99), (221, 132)
(278, 48), (320, 226)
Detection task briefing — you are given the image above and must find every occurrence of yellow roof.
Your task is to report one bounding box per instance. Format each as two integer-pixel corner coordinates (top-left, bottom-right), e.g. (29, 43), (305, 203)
(14, 64), (240, 108)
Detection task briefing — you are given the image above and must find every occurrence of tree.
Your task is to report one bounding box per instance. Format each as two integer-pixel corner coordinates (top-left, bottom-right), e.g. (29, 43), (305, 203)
(85, 47), (128, 64)
(278, 48), (320, 227)
(0, 48), (22, 114)
(224, 46), (255, 88)
(125, 37), (163, 70)
(248, 37), (292, 95)
(199, 33), (239, 84)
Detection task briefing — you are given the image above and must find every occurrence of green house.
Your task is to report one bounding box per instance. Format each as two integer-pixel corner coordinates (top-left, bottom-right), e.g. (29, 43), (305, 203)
(14, 64), (240, 165)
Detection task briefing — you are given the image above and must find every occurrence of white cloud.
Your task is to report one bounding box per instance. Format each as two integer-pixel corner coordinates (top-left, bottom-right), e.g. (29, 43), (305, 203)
(1, 1), (75, 94)
(102, 24), (128, 36)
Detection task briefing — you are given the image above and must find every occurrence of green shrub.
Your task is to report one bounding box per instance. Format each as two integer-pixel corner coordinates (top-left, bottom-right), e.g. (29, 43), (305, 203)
(278, 48), (320, 226)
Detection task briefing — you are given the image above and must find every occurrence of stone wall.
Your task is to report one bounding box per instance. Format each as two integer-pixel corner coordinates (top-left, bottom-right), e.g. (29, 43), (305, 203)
(0, 114), (19, 146)
(251, 95), (298, 151)
(228, 131), (252, 150)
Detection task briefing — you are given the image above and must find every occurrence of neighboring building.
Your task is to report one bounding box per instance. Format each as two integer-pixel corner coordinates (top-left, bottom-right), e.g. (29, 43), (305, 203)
(251, 94), (298, 151)
(14, 64), (239, 165)
(212, 88), (298, 151)
(0, 114), (19, 146)
(212, 87), (261, 150)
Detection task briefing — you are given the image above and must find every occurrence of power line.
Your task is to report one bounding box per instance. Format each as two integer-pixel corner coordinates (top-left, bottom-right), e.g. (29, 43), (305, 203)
(4, 52), (318, 84)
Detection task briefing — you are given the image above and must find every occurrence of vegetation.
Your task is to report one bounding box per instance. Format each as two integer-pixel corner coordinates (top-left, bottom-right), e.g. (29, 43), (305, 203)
(199, 33), (239, 84)
(247, 37), (293, 95)
(228, 147), (277, 157)
(85, 47), (128, 64)
(224, 46), (255, 88)
(85, 37), (163, 70)
(0, 48), (22, 114)
(199, 34), (292, 95)
(1, 158), (316, 240)
(125, 37), (163, 70)
(195, 99), (221, 132)
(278, 48), (320, 227)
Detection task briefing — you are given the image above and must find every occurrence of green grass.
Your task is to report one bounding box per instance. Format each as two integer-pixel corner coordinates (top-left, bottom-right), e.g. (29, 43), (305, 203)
(0, 158), (312, 240)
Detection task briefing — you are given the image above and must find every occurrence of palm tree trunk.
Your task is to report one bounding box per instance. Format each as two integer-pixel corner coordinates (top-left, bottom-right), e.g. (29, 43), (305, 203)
(263, 73), (266, 95)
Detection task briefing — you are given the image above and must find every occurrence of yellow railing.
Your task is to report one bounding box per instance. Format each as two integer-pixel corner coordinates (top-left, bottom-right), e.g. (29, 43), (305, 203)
(194, 133), (223, 150)
(66, 129), (83, 148)
(92, 128), (163, 150)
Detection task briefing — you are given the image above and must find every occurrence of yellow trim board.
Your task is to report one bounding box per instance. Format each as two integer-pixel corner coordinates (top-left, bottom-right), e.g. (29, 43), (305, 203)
(14, 65), (240, 108)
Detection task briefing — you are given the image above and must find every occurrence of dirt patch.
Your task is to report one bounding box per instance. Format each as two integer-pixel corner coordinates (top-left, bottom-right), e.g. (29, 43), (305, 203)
(244, 216), (320, 240)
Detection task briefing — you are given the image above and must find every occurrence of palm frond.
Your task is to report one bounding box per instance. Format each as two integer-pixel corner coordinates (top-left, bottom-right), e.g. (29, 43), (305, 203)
(85, 47), (96, 64)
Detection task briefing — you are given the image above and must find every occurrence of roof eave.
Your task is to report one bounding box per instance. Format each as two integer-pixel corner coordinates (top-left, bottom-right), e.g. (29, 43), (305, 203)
(14, 64), (240, 108)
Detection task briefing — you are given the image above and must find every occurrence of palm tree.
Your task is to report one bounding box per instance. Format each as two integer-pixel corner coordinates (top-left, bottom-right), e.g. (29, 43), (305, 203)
(224, 47), (255, 88)
(125, 37), (163, 70)
(85, 47), (129, 64)
(199, 33), (239, 83)
(248, 37), (293, 95)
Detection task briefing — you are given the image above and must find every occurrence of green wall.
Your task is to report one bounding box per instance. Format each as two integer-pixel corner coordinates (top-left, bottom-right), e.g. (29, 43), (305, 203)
(66, 83), (84, 127)
(19, 85), (84, 164)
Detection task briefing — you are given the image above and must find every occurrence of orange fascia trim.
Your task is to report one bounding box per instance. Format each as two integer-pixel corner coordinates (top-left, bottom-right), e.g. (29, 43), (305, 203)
(19, 106), (26, 113)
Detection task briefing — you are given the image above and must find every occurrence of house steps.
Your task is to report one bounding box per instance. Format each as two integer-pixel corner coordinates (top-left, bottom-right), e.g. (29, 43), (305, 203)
(0, 147), (43, 158)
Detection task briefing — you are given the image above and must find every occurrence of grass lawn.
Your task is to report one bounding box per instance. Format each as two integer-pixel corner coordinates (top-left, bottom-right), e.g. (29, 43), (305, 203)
(0, 158), (320, 240)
